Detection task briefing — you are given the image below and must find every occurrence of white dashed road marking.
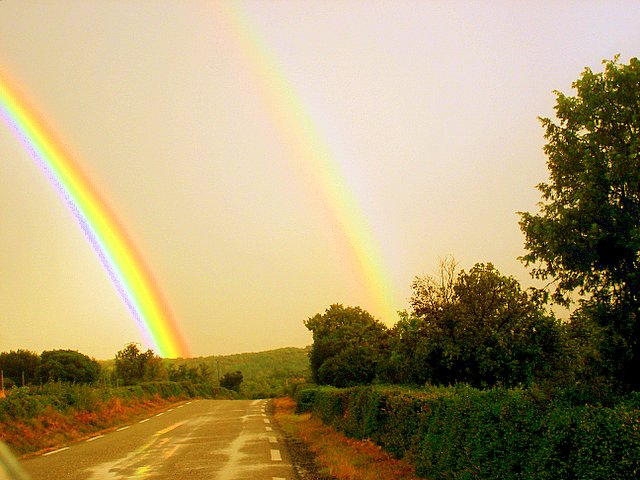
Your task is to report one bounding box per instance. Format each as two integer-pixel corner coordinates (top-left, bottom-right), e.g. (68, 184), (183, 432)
(42, 447), (69, 456)
(139, 418), (150, 423)
(270, 449), (282, 461)
(86, 435), (104, 442)
(268, 436), (277, 444)
(116, 426), (130, 432)
(263, 418), (270, 424)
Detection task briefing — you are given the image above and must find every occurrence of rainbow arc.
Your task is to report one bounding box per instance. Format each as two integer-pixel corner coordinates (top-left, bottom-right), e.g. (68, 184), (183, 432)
(0, 73), (189, 358)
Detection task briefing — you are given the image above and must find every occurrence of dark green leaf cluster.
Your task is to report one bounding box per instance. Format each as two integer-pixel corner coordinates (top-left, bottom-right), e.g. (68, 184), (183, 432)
(304, 263), (564, 390)
(114, 343), (166, 385)
(219, 370), (243, 392)
(166, 362), (212, 383)
(519, 56), (640, 391)
(0, 349), (40, 386)
(520, 57), (640, 305)
(304, 304), (390, 387)
(297, 385), (640, 480)
(0, 381), (236, 424)
(0, 349), (101, 386)
(389, 262), (564, 388)
(39, 349), (101, 384)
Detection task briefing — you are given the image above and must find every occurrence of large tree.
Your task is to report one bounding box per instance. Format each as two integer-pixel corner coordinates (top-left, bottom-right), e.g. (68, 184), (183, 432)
(519, 56), (640, 305)
(519, 56), (640, 389)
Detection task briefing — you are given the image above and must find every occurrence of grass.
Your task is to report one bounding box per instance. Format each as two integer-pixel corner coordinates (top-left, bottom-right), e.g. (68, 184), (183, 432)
(1, 394), (179, 457)
(273, 396), (420, 480)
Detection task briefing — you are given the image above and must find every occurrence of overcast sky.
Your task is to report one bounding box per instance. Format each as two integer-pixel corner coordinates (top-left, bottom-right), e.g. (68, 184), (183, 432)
(1, 1), (639, 359)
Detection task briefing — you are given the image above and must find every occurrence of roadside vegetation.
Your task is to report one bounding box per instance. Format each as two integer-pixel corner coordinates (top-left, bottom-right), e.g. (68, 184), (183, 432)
(161, 347), (310, 398)
(0, 344), (309, 456)
(297, 56), (640, 479)
(0, 382), (232, 456)
(273, 396), (419, 480)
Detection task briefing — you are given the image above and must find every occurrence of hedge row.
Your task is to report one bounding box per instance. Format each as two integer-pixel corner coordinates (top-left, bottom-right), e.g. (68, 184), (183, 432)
(0, 381), (236, 422)
(295, 385), (640, 479)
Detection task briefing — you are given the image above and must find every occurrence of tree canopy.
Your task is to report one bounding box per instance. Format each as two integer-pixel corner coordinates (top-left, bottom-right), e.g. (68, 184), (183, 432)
(519, 56), (640, 390)
(0, 349), (40, 386)
(519, 56), (640, 305)
(114, 343), (166, 385)
(390, 262), (563, 387)
(219, 371), (243, 392)
(38, 349), (101, 384)
(304, 304), (389, 387)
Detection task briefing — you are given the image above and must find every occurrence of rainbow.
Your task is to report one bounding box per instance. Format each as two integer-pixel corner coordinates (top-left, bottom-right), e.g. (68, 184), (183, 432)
(0, 73), (190, 358)
(218, 4), (398, 322)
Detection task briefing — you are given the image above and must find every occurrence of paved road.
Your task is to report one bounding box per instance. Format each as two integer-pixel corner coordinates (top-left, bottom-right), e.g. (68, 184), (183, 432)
(21, 399), (296, 480)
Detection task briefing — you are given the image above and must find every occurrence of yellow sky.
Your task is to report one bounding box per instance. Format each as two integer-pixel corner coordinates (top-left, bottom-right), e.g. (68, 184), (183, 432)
(1, 1), (639, 359)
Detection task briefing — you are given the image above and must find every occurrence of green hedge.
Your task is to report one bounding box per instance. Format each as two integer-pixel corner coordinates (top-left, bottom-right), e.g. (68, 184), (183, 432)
(295, 385), (640, 479)
(0, 381), (236, 422)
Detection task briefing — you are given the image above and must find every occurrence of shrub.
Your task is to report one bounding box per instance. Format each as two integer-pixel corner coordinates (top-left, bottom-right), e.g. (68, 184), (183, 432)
(297, 384), (640, 479)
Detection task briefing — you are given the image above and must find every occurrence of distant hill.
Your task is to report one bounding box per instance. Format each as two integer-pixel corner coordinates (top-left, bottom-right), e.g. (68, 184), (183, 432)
(171, 346), (311, 398)
(167, 346), (311, 382)
(100, 346), (311, 398)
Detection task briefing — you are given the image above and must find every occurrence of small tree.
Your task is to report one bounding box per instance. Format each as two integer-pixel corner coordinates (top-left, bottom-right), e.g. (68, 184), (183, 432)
(220, 371), (243, 392)
(0, 350), (40, 386)
(304, 304), (389, 387)
(115, 343), (166, 385)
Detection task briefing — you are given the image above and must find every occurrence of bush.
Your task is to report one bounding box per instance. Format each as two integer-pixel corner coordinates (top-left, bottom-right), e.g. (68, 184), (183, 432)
(296, 384), (640, 479)
(0, 381), (236, 422)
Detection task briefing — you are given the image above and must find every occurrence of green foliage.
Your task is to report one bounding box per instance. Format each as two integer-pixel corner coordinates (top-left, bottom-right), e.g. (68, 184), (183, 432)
(166, 362), (212, 383)
(0, 349), (40, 386)
(219, 371), (243, 392)
(304, 304), (389, 387)
(520, 56), (640, 304)
(38, 349), (101, 384)
(388, 262), (564, 388)
(0, 381), (236, 423)
(161, 347), (310, 399)
(519, 56), (640, 390)
(114, 343), (166, 385)
(297, 384), (640, 480)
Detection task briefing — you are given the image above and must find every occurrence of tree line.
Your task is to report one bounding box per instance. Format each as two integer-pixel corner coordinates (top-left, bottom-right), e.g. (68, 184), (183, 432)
(0, 349), (101, 386)
(0, 343), (243, 393)
(305, 56), (640, 401)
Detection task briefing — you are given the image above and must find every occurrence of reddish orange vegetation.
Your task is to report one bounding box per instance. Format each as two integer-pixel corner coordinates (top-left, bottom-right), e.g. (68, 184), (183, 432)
(0, 395), (181, 457)
(273, 397), (420, 480)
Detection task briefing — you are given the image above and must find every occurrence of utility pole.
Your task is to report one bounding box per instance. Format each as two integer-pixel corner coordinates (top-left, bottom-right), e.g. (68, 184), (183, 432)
(0, 370), (4, 398)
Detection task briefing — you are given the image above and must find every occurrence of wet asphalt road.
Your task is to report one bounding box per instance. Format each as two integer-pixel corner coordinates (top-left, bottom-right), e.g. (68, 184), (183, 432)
(21, 399), (296, 480)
